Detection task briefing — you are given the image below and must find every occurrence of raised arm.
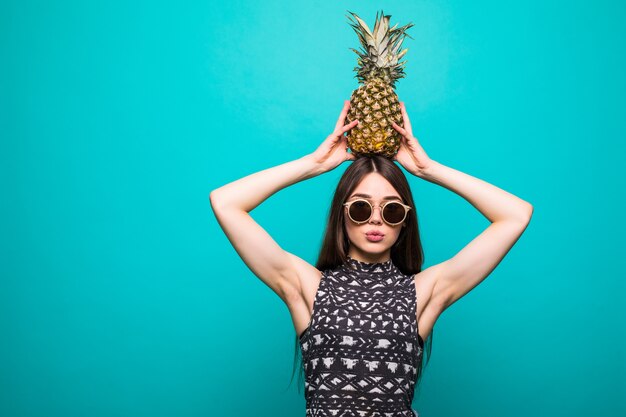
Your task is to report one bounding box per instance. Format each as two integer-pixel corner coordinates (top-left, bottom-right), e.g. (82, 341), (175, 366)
(209, 101), (359, 303)
(419, 161), (533, 311)
(391, 102), (533, 314)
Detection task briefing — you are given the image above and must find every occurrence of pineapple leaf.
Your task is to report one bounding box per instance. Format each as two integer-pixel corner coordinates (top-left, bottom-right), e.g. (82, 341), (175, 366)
(349, 47), (366, 58)
(373, 10), (381, 36)
(347, 11), (374, 39)
(378, 29), (391, 55)
(347, 10), (413, 80)
(375, 15), (389, 46)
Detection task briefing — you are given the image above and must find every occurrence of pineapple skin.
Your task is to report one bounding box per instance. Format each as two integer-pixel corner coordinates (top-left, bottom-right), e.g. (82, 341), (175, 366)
(346, 77), (404, 159)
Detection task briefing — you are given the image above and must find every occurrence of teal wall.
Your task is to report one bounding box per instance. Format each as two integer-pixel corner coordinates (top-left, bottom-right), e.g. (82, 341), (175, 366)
(2, 1), (624, 416)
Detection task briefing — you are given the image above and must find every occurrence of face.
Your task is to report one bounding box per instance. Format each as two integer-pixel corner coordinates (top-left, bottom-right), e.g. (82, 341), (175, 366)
(343, 172), (407, 263)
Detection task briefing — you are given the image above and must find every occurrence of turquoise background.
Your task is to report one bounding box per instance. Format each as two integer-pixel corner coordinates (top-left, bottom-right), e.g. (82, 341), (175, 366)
(2, 0), (625, 416)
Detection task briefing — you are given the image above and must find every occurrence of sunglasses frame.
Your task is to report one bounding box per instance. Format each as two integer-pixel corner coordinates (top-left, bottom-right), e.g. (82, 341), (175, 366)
(343, 198), (412, 226)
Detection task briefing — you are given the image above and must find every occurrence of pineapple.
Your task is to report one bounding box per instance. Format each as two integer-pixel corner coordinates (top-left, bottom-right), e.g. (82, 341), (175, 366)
(345, 10), (414, 158)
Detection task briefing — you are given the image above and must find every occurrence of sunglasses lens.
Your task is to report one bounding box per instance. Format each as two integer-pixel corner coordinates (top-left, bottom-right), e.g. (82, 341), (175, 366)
(349, 200), (372, 222)
(383, 202), (406, 224)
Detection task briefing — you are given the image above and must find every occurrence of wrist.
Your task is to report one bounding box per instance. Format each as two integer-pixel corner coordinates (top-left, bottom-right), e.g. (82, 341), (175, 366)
(415, 159), (439, 179)
(300, 154), (325, 178)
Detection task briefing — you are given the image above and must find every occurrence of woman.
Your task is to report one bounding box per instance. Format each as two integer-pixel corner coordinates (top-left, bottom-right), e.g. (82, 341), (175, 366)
(210, 100), (533, 416)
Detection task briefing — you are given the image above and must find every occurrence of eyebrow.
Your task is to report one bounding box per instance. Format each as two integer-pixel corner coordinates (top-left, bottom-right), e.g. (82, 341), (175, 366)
(349, 193), (402, 201)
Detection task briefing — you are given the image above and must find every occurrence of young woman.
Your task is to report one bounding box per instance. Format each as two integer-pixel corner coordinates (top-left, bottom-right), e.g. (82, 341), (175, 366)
(210, 101), (533, 417)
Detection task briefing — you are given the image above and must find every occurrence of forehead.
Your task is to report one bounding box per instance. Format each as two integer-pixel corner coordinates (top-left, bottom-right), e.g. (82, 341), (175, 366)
(349, 173), (401, 200)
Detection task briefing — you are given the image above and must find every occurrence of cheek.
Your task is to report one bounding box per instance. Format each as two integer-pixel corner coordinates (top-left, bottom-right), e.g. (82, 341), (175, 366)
(344, 219), (355, 235)
(343, 217), (359, 239)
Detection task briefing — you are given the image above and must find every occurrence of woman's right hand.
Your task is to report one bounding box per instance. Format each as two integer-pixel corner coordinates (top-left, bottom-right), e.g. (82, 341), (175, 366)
(308, 101), (359, 172)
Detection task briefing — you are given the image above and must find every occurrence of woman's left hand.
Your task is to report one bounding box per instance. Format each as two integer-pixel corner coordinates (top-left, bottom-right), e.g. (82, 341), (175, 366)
(391, 102), (434, 177)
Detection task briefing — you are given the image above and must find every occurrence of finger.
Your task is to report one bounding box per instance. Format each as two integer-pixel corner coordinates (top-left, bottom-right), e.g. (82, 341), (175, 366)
(344, 141), (356, 160)
(339, 119), (359, 134)
(399, 102), (413, 135)
(390, 120), (409, 137)
(341, 135), (350, 150)
(334, 100), (351, 131)
(329, 122), (355, 144)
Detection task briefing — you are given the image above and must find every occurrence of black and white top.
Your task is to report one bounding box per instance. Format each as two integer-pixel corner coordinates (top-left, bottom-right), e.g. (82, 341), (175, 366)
(299, 255), (424, 417)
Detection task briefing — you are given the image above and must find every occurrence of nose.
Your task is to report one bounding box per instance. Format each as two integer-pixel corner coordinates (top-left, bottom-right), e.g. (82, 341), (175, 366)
(369, 206), (383, 224)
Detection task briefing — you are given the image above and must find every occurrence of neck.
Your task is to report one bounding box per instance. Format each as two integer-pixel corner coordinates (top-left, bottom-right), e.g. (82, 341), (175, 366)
(347, 249), (391, 264)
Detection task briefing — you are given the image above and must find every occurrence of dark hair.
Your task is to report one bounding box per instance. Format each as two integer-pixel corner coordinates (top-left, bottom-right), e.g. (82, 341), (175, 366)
(286, 155), (434, 395)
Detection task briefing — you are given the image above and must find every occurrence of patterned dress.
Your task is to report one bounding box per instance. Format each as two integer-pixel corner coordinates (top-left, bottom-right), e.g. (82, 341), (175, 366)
(299, 256), (423, 417)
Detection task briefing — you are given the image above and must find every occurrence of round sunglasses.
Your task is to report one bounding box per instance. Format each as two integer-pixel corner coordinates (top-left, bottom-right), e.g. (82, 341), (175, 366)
(343, 199), (412, 226)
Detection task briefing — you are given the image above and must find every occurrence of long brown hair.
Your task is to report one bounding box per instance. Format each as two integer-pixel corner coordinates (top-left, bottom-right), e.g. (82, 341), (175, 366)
(287, 155), (434, 394)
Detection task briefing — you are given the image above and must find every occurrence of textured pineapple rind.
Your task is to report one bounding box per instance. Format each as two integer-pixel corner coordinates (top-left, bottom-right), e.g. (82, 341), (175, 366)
(344, 11), (413, 159)
(346, 78), (403, 159)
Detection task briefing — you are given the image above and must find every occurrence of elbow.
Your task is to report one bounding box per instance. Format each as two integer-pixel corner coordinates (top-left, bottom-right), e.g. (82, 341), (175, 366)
(516, 202), (534, 226)
(525, 202), (534, 221)
(209, 190), (223, 213)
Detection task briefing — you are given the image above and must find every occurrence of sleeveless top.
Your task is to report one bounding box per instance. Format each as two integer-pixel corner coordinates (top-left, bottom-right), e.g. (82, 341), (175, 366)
(299, 255), (424, 417)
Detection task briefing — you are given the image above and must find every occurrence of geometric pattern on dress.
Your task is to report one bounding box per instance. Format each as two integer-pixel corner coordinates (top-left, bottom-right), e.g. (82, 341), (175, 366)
(300, 256), (424, 417)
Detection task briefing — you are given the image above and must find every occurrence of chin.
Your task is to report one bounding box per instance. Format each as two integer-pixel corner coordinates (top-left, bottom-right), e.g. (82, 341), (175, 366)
(361, 243), (392, 252)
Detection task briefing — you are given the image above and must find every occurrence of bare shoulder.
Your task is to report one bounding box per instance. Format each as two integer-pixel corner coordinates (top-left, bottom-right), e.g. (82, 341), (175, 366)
(413, 264), (443, 308)
(412, 262), (448, 341)
(284, 252), (323, 305)
(282, 253), (324, 337)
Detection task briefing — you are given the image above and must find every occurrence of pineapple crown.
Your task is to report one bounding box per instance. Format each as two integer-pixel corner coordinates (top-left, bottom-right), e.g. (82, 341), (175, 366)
(346, 10), (414, 88)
